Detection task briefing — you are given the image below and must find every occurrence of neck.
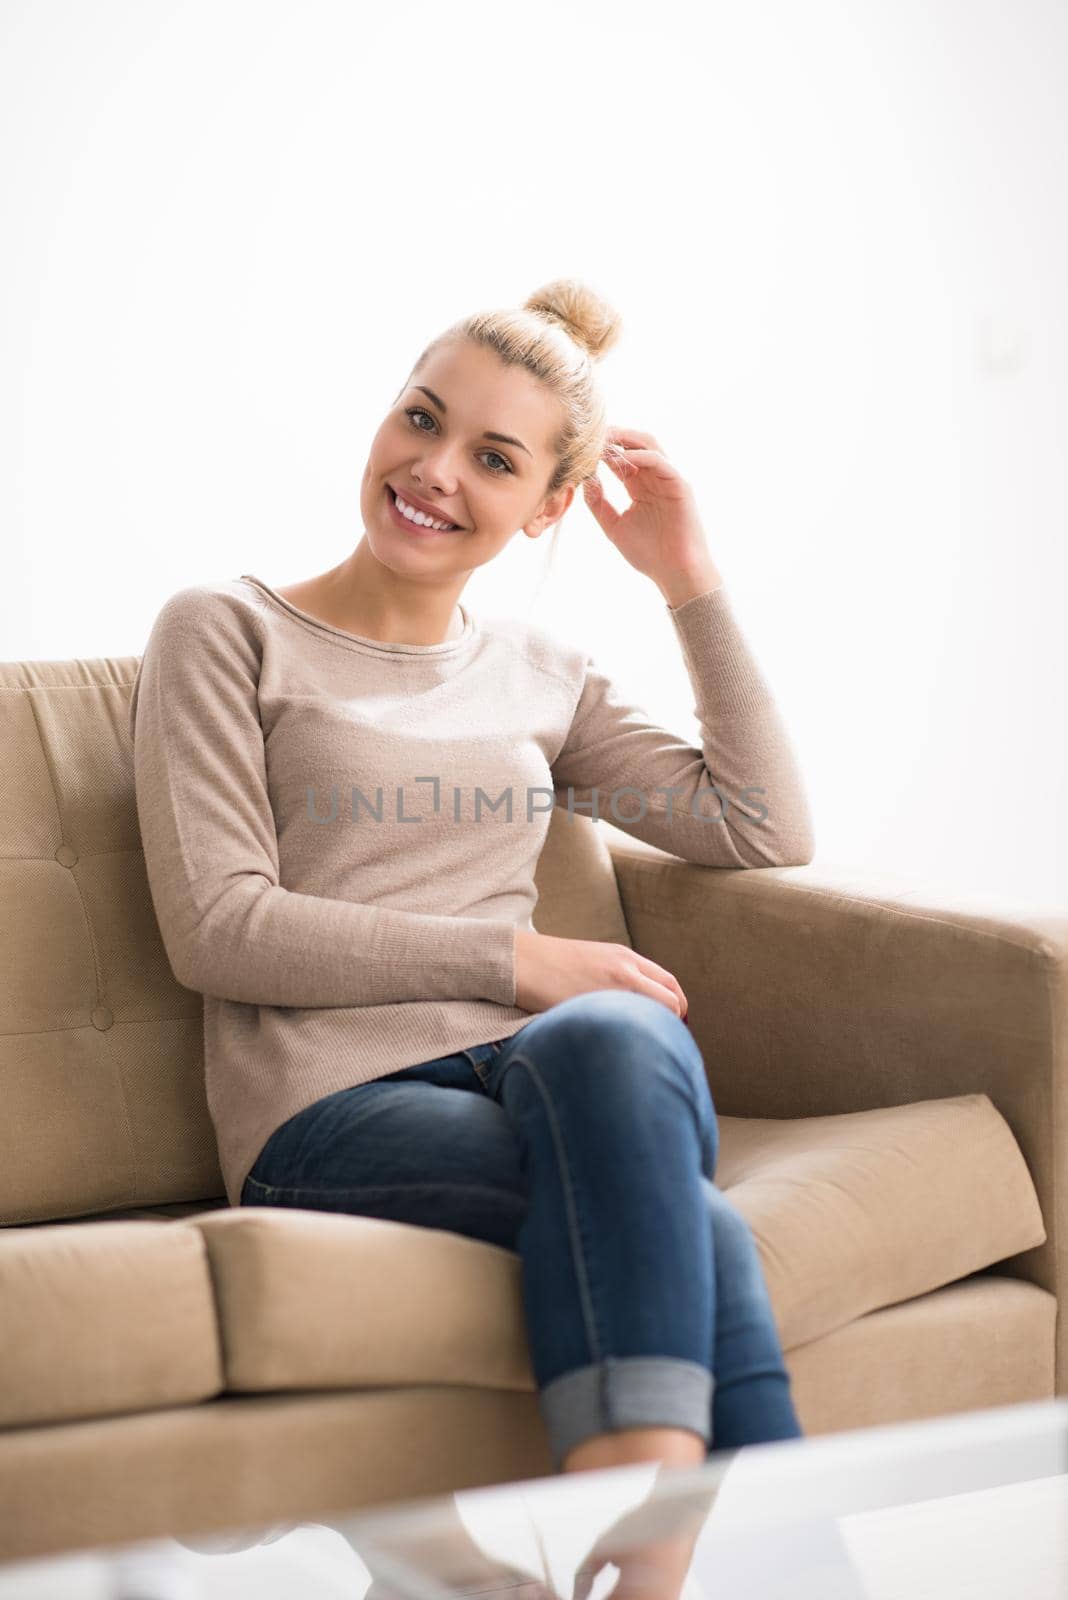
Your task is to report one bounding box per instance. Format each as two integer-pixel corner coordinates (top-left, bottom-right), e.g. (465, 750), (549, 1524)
(326, 544), (466, 645)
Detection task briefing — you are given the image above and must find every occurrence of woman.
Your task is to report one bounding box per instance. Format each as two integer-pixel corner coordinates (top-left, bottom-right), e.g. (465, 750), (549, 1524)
(128, 277), (814, 1525)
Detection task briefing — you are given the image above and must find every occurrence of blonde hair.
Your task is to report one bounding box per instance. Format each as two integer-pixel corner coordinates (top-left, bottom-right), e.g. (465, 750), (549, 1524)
(412, 276), (622, 481)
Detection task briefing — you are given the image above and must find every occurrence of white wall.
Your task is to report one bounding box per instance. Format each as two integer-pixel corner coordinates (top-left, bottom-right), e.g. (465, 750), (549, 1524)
(3, 0), (1065, 910)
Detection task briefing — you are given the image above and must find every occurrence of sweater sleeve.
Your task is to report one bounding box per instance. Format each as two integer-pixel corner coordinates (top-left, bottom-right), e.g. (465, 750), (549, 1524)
(550, 585), (815, 868)
(127, 587), (518, 1008)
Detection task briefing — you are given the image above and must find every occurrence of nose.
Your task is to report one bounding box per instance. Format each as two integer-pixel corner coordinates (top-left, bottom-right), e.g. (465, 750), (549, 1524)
(412, 440), (461, 495)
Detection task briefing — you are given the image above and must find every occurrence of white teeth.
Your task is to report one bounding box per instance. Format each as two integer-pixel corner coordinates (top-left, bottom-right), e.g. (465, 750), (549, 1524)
(393, 491), (456, 532)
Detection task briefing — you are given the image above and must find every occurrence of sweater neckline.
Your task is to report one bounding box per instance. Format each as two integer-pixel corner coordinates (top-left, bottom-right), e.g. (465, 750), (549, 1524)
(238, 574), (477, 656)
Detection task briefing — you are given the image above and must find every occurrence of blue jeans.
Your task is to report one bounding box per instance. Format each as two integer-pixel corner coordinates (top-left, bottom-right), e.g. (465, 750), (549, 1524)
(240, 990), (803, 1472)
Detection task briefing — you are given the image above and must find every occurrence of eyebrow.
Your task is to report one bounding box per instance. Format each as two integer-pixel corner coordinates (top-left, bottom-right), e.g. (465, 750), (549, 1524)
(410, 385), (534, 458)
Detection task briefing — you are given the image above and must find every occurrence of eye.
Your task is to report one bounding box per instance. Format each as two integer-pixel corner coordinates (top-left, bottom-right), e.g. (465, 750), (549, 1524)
(403, 407), (515, 475)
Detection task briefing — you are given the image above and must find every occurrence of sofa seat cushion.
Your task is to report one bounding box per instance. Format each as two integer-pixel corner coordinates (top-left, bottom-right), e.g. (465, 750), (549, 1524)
(192, 1205), (535, 1396)
(188, 1091), (1044, 1394)
(0, 1221), (224, 1428)
(716, 1091), (1046, 1349)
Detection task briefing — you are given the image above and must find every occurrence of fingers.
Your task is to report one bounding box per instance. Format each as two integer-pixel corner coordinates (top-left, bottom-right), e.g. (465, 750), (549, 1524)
(633, 972), (687, 1019)
(602, 445), (678, 484)
(580, 472), (621, 533)
(606, 427), (664, 452)
(636, 955), (688, 1016)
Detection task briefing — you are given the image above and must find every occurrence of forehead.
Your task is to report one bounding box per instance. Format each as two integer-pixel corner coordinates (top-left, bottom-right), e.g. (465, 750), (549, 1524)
(411, 339), (560, 457)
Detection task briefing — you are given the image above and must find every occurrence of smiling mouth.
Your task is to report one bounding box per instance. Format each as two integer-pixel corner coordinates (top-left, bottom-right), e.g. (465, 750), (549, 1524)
(386, 485), (463, 533)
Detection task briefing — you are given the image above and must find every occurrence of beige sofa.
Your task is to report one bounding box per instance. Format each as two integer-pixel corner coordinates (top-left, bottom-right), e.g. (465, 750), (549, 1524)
(0, 651), (1063, 1566)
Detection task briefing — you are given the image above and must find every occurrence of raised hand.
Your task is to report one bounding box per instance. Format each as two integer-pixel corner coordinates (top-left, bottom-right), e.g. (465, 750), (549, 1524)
(581, 428), (723, 607)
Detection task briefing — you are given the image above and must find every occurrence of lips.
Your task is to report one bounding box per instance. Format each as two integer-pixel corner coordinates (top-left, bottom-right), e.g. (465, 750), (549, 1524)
(387, 484), (463, 530)
(384, 486), (458, 537)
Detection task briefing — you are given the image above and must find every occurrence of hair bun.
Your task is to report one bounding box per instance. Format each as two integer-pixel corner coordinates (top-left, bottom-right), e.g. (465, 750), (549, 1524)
(523, 278), (623, 362)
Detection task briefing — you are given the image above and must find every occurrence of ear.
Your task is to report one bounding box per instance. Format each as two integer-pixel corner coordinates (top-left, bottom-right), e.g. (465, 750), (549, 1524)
(522, 483), (576, 540)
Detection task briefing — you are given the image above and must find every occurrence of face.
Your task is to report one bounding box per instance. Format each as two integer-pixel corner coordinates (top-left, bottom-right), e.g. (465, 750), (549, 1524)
(359, 338), (575, 575)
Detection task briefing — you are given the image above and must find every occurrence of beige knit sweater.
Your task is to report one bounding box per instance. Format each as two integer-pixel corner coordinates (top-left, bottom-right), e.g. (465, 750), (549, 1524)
(128, 572), (814, 1206)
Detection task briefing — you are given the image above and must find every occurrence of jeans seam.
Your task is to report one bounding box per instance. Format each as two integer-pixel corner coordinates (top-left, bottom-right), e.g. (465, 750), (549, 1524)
(501, 1050), (604, 1368)
(669, 1040), (719, 1177)
(241, 1176), (523, 1204)
(684, 1078), (718, 1178)
(460, 1047), (495, 1088)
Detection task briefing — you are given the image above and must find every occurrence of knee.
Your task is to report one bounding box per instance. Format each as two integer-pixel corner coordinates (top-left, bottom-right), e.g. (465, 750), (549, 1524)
(516, 989), (715, 1114)
(539, 989), (694, 1061)
(550, 988), (676, 1029)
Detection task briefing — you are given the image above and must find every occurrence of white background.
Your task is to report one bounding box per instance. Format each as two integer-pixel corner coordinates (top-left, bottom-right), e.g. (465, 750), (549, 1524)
(2, 0), (1065, 909)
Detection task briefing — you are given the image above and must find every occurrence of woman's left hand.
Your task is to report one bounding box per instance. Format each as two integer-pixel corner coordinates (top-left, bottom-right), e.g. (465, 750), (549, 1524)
(582, 427), (723, 604)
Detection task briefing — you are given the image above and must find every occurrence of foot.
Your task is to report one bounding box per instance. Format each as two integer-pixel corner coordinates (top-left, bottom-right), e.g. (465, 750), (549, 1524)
(331, 1501), (559, 1599)
(365, 1572), (556, 1600)
(571, 1473), (721, 1600)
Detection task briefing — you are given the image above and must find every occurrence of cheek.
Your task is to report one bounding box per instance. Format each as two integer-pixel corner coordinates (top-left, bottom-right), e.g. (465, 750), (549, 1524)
(370, 417), (402, 456)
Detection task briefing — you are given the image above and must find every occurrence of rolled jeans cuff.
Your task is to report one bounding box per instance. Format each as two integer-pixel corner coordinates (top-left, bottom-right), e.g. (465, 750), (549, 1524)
(538, 1356), (714, 1471)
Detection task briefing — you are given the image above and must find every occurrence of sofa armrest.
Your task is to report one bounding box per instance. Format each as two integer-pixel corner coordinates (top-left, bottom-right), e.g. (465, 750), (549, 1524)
(603, 825), (1067, 1343)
